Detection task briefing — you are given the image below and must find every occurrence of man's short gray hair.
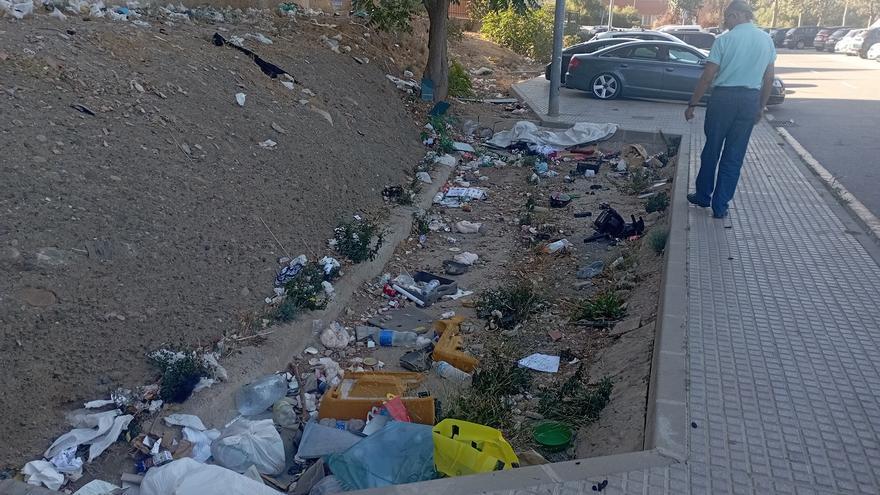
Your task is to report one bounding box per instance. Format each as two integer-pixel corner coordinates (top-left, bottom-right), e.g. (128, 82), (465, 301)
(725, 0), (754, 20)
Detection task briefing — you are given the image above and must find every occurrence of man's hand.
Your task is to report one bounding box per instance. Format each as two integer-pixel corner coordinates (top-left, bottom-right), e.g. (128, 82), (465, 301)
(685, 106), (695, 121)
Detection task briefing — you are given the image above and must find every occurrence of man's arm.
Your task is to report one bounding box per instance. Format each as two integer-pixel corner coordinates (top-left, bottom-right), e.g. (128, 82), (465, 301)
(685, 62), (719, 121)
(757, 62), (775, 123)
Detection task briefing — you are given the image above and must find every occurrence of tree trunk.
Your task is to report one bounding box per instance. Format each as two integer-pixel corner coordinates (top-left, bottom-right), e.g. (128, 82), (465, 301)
(423, 0), (449, 102)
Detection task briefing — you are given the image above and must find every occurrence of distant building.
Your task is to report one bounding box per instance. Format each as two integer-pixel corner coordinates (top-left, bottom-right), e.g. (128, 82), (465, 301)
(616, 0), (669, 27)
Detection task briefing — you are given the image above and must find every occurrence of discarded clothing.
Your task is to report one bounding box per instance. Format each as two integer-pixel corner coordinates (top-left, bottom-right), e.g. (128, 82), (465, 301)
(274, 254), (308, 287)
(487, 121), (618, 149)
(212, 33), (294, 81)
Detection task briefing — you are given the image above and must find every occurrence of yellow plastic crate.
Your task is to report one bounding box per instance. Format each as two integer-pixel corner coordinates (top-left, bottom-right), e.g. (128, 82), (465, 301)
(432, 419), (519, 477)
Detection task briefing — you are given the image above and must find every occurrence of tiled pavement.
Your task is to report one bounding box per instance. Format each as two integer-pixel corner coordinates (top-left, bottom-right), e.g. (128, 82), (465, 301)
(509, 78), (880, 494)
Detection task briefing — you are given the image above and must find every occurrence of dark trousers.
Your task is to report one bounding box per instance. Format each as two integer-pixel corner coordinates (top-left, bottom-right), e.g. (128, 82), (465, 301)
(694, 87), (761, 216)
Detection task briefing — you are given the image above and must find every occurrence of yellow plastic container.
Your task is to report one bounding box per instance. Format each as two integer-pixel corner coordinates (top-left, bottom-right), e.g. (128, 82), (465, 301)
(318, 372), (435, 425)
(432, 317), (479, 373)
(432, 419), (519, 477)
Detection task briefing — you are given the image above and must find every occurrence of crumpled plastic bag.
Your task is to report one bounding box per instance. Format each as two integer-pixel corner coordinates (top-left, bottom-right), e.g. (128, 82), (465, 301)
(0, 0), (34, 19)
(141, 457), (280, 495)
(211, 418), (285, 475)
(326, 421), (436, 490)
(182, 427), (220, 463)
(320, 322), (350, 348)
(22, 460), (64, 491)
(45, 409), (133, 461)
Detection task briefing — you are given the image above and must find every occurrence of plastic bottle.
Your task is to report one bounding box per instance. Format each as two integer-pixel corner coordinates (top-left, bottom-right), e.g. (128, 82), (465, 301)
(433, 361), (472, 382)
(356, 326), (423, 347)
(235, 374), (288, 416)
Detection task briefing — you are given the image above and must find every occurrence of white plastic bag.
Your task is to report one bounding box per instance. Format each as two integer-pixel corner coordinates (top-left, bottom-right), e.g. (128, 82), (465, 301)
(22, 460), (64, 491)
(141, 458), (280, 495)
(320, 322), (350, 349)
(1, 0), (34, 19)
(211, 418), (285, 475)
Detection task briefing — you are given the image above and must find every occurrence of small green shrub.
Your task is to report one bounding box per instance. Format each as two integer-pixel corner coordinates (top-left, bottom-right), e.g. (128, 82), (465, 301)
(476, 282), (542, 329)
(334, 218), (385, 263)
(648, 229), (669, 255)
(148, 350), (207, 403)
(572, 292), (626, 321)
(448, 60), (475, 97)
(274, 297), (300, 322)
(645, 191), (669, 213)
(284, 262), (329, 311)
(538, 366), (612, 426)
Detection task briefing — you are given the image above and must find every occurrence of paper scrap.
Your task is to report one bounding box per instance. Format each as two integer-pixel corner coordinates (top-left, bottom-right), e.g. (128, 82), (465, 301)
(163, 413), (207, 431)
(518, 353), (560, 373)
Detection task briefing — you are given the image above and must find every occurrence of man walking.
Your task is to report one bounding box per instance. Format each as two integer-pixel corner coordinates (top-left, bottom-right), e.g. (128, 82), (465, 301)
(685, 0), (776, 218)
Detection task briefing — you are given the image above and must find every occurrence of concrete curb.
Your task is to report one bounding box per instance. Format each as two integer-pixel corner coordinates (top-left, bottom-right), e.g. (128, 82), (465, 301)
(766, 116), (880, 241)
(643, 134), (690, 461)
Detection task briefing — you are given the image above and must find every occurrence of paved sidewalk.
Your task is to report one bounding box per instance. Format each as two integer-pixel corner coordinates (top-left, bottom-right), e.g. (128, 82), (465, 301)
(505, 77), (880, 494)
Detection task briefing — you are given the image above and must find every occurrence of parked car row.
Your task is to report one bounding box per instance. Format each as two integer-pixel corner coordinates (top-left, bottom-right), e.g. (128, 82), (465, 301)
(560, 40), (785, 105)
(769, 24), (880, 58)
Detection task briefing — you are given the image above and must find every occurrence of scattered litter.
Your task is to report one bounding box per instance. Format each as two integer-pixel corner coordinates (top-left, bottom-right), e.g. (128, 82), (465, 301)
(385, 74), (419, 92)
(518, 353), (560, 373)
(296, 421), (363, 459)
(72, 480), (121, 495)
(235, 93), (246, 106)
(577, 260), (605, 279)
(212, 418), (285, 475)
(140, 458), (279, 495)
(245, 33), (273, 44)
(543, 239), (573, 254)
(163, 414), (206, 431)
(182, 427), (220, 463)
(271, 122), (287, 134)
(22, 460), (64, 491)
(84, 399), (115, 409)
(258, 139), (277, 149)
(488, 121), (618, 149)
(212, 33), (292, 80)
(1, 0), (34, 19)
(416, 171), (432, 184)
(452, 142), (476, 153)
(320, 321), (351, 348)
(433, 419), (518, 477)
(454, 221), (483, 234)
(48, 446), (82, 477)
(453, 251), (478, 265)
(327, 422), (436, 489)
(70, 103), (96, 116)
(443, 259), (469, 275)
(235, 374), (288, 416)
(281, 80), (295, 90)
(435, 154), (457, 167)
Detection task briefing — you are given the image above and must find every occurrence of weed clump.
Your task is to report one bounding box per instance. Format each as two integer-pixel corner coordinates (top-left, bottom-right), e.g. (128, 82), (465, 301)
(284, 262), (329, 311)
(624, 167), (653, 195)
(443, 357), (531, 429)
(644, 191), (669, 213)
(648, 229), (669, 255)
(148, 350), (208, 403)
(476, 282), (543, 329)
(334, 217), (385, 263)
(572, 292), (626, 322)
(538, 366), (612, 426)
(448, 60), (474, 97)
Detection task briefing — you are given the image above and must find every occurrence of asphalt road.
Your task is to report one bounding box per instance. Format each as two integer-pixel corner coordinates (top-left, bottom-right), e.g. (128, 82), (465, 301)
(769, 49), (880, 218)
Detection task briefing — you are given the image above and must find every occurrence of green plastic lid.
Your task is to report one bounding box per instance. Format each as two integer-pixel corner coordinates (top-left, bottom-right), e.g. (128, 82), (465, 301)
(532, 421), (573, 451)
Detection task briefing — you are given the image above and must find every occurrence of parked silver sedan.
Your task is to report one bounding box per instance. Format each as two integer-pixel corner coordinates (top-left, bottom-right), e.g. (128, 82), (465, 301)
(565, 41), (785, 105)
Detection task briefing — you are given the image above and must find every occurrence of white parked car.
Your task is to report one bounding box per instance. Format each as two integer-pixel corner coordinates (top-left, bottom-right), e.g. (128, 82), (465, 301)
(836, 29), (864, 55)
(868, 43), (880, 60)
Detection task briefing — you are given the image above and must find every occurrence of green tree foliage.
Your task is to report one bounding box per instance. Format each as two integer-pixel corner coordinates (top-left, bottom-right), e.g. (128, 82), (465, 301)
(481, 5), (556, 62)
(568, 0), (606, 25)
(355, 0), (423, 33)
(751, 0), (875, 28)
(612, 5), (641, 27)
(448, 60), (475, 97)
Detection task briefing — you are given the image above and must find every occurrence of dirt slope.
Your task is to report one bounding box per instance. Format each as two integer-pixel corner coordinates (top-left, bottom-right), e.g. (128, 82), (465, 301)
(0, 9), (423, 467)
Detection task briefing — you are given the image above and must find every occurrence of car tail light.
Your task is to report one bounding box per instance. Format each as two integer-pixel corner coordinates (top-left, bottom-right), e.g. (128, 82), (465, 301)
(568, 57), (581, 71)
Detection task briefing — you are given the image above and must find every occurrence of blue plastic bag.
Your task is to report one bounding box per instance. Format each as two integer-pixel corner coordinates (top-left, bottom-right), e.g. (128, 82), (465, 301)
(326, 421), (436, 489)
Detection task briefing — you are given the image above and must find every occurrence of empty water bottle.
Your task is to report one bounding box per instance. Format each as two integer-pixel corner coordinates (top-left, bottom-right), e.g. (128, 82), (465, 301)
(235, 374), (288, 416)
(356, 326), (424, 347)
(433, 361), (472, 382)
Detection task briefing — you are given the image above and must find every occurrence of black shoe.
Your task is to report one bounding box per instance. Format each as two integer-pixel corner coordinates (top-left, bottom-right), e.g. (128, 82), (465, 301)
(712, 209), (729, 219)
(687, 193), (710, 208)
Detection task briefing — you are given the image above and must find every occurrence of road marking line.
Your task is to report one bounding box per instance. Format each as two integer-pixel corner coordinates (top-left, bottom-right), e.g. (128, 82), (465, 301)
(776, 127), (880, 240)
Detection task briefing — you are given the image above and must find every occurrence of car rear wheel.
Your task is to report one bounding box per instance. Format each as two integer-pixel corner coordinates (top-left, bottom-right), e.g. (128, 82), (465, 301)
(590, 73), (621, 100)
(796, 40), (805, 49)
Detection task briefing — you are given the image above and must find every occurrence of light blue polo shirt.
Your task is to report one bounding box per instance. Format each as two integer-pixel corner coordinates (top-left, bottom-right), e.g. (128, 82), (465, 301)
(707, 22), (776, 89)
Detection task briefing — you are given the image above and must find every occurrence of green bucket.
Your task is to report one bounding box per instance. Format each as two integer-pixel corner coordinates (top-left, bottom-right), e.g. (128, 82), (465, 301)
(532, 421), (573, 452)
